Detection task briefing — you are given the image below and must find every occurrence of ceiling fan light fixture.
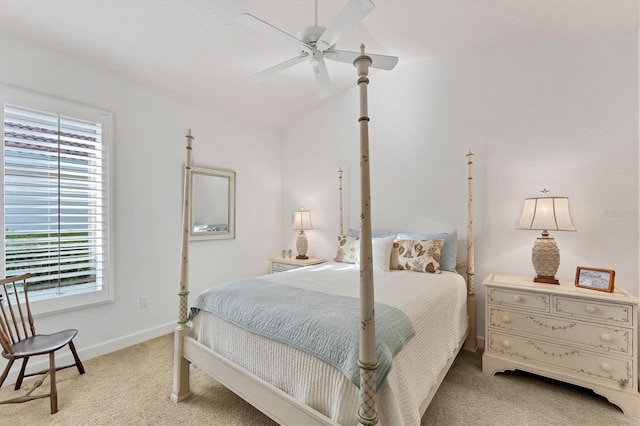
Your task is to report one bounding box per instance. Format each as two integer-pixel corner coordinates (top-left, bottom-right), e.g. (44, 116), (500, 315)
(310, 50), (322, 68)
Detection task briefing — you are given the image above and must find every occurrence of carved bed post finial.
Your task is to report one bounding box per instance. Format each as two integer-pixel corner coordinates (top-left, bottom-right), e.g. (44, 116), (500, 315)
(354, 43), (378, 426)
(171, 129), (194, 403)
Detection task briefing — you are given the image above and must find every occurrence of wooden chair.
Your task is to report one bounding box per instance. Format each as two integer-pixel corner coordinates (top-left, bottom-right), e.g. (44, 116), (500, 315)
(0, 273), (85, 414)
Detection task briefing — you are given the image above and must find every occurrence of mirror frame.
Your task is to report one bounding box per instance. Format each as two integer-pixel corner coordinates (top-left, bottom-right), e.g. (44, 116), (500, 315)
(189, 165), (236, 241)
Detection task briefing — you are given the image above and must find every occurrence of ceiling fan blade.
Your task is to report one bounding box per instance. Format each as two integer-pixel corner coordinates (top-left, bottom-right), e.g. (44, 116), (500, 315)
(250, 54), (308, 81)
(324, 49), (398, 70)
(237, 13), (309, 50)
(316, 0), (375, 52)
(313, 60), (332, 98)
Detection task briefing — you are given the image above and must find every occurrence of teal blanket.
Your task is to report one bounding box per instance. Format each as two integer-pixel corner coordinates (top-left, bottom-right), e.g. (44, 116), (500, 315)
(191, 278), (415, 390)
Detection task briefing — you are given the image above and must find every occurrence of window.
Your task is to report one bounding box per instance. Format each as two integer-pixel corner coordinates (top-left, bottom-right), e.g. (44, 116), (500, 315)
(1, 86), (112, 313)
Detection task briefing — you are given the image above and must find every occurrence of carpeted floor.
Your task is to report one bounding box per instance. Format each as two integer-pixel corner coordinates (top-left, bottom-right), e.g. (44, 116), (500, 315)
(0, 333), (636, 425)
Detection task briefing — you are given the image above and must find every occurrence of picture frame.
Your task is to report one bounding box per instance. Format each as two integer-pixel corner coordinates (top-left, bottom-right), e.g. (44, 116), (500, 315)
(575, 266), (615, 293)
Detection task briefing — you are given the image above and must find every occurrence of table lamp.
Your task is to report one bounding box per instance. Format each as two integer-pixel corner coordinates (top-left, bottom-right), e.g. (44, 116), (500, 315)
(516, 192), (576, 284)
(292, 208), (313, 259)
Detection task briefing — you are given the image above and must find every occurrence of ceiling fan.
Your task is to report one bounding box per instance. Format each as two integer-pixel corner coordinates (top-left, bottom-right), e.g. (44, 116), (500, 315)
(237, 0), (398, 98)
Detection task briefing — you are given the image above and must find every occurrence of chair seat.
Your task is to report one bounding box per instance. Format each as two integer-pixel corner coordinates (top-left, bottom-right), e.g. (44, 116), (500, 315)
(3, 329), (79, 358)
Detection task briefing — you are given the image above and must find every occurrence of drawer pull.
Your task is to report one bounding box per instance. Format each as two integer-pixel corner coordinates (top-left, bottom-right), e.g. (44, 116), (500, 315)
(585, 305), (597, 314)
(512, 295), (522, 303)
(601, 362), (612, 372)
(501, 340), (511, 348)
(501, 316), (511, 324)
(600, 333), (612, 342)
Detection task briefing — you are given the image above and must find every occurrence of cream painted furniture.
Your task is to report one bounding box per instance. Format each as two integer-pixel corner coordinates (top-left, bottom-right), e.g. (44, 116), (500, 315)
(172, 137), (478, 425)
(172, 48), (478, 425)
(270, 257), (325, 273)
(483, 273), (639, 420)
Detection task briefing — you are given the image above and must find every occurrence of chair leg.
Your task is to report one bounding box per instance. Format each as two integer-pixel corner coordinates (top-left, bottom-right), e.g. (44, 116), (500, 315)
(49, 352), (57, 414)
(0, 358), (15, 388)
(15, 356), (29, 390)
(68, 341), (85, 375)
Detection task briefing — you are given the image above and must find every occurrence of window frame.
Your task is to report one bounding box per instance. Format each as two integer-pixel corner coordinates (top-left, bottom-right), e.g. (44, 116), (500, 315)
(1, 85), (114, 315)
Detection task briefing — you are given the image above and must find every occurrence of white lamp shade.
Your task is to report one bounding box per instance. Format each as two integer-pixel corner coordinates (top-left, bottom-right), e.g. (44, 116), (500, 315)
(292, 209), (313, 231)
(516, 197), (576, 231)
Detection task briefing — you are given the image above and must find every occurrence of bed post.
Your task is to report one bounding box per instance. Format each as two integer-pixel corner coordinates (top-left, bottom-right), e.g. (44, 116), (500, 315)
(354, 45), (378, 426)
(463, 150), (478, 352)
(171, 130), (194, 403)
(338, 168), (344, 236)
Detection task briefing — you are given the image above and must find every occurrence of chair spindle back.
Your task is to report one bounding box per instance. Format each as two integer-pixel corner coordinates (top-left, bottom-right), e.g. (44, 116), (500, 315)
(0, 273), (34, 355)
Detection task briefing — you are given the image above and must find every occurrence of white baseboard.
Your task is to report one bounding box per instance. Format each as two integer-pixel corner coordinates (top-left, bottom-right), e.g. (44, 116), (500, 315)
(1, 321), (175, 387)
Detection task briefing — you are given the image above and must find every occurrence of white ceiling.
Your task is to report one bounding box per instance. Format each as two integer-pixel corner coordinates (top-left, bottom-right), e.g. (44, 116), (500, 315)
(0, 0), (638, 129)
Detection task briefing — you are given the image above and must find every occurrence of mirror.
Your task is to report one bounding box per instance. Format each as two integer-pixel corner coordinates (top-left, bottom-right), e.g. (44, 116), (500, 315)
(189, 165), (236, 241)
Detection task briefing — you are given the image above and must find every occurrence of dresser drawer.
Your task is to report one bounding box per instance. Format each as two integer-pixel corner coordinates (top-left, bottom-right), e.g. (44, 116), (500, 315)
(272, 262), (299, 273)
(486, 330), (634, 389)
(487, 287), (550, 312)
(553, 296), (633, 326)
(553, 296), (634, 326)
(488, 307), (632, 355)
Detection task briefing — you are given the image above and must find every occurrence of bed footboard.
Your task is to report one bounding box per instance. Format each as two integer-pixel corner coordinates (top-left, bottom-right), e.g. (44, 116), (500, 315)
(182, 335), (339, 426)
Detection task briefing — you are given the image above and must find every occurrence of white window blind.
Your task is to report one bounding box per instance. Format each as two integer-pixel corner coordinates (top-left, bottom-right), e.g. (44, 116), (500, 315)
(3, 103), (106, 300)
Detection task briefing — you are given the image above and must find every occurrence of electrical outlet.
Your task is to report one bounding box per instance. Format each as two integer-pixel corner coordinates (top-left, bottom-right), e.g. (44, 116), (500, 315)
(140, 295), (149, 308)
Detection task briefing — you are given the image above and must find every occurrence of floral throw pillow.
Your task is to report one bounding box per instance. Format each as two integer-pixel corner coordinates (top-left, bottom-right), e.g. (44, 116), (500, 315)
(335, 235), (359, 264)
(390, 239), (444, 273)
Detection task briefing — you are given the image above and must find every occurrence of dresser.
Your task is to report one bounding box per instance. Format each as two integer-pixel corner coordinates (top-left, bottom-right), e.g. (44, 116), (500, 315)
(270, 257), (325, 273)
(482, 273), (639, 419)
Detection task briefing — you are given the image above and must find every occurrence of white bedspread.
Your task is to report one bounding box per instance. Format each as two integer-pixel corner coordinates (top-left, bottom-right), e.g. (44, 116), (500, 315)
(191, 261), (468, 425)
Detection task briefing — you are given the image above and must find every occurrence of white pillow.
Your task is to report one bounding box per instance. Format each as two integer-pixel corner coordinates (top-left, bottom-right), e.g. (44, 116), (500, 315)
(372, 236), (395, 272)
(356, 235), (395, 272)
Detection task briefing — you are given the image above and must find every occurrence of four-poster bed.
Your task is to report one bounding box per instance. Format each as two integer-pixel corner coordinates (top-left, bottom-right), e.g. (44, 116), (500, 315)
(171, 47), (477, 425)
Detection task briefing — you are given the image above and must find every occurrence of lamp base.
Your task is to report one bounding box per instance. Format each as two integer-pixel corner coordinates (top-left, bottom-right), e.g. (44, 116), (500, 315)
(534, 275), (559, 285)
(531, 234), (561, 285)
(296, 231), (309, 260)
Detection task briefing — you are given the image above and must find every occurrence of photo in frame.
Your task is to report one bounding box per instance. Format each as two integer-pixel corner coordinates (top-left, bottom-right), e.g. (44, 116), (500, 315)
(575, 266), (615, 292)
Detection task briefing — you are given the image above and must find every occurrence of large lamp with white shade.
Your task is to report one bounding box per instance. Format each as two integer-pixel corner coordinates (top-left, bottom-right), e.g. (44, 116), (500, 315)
(517, 193), (576, 284)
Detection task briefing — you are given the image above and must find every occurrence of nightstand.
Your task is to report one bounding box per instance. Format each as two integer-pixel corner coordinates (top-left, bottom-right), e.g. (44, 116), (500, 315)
(270, 257), (325, 273)
(482, 273), (639, 419)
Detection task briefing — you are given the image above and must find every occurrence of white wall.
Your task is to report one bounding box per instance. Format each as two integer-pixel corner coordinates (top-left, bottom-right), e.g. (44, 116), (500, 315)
(0, 33), (283, 377)
(282, 31), (639, 347)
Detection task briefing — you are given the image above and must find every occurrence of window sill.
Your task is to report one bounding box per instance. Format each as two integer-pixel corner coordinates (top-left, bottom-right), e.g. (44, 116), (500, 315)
(28, 287), (113, 318)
